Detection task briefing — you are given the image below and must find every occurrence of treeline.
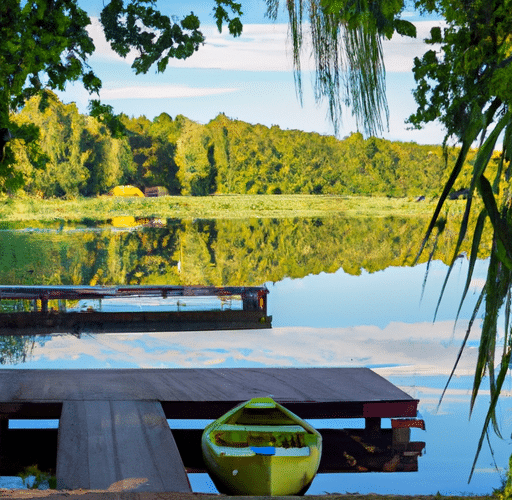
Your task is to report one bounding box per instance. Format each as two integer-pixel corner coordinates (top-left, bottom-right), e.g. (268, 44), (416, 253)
(10, 91), (482, 198)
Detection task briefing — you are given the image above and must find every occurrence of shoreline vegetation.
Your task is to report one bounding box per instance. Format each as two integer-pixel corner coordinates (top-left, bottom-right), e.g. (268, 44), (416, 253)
(10, 92), (479, 201)
(0, 194), (468, 223)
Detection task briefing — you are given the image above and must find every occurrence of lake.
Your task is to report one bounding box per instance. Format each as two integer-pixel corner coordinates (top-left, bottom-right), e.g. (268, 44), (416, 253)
(0, 215), (509, 495)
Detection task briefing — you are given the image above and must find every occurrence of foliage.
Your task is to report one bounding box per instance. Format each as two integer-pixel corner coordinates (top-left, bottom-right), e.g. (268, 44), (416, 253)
(264, 0), (416, 135)
(18, 465), (56, 490)
(0, 0), (244, 193)
(11, 96), (483, 198)
(494, 453), (512, 499)
(175, 118), (216, 195)
(0, 0), (97, 191)
(400, 0), (512, 479)
(12, 91), (135, 197)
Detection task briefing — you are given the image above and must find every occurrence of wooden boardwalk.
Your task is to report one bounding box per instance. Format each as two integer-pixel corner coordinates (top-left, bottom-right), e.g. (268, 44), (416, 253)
(57, 400), (190, 491)
(0, 367), (423, 492)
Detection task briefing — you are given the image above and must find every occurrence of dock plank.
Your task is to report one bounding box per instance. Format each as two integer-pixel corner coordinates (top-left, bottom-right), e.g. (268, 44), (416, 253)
(0, 368), (418, 419)
(0, 367), (411, 402)
(56, 400), (191, 492)
(0, 368), (417, 418)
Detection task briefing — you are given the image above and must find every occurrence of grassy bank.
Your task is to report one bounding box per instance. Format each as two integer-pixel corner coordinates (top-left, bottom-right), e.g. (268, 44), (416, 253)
(0, 194), (466, 222)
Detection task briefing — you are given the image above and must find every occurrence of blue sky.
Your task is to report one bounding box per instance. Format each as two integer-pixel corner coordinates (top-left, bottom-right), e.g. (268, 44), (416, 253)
(59, 1), (447, 144)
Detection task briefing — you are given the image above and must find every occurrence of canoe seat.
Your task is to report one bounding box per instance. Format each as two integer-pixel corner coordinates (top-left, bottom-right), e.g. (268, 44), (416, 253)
(214, 424), (307, 433)
(209, 424), (314, 450)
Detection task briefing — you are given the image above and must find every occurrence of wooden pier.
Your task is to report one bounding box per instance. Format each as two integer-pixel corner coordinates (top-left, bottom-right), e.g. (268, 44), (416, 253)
(0, 367), (425, 492)
(0, 285), (271, 334)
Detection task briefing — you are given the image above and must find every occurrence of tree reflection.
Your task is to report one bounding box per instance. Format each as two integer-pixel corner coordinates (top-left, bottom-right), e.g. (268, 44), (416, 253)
(0, 215), (489, 288)
(0, 336), (48, 365)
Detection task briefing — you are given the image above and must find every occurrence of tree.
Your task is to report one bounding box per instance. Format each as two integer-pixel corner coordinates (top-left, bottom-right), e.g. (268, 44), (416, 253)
(407, 0), (512, 478)
(265, 0), (512, 478)
(0, 0), (243, 192)
(175, 119), (216, 195)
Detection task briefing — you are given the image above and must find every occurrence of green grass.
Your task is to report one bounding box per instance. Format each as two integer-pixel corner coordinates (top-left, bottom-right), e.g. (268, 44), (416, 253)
(0, 194), (466, 222)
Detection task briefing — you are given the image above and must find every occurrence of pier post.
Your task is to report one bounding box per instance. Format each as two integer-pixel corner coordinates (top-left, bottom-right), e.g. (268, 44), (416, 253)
(392, 427), (411, 451)
(242, 289), (267, 313)
(0, 418), (8, 465)
(364, 417), (381, 439)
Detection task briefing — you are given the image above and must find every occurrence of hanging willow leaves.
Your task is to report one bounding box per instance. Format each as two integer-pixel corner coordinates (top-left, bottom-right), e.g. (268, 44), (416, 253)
(407, 0), (512, 476)
(264, 0), (415, 136)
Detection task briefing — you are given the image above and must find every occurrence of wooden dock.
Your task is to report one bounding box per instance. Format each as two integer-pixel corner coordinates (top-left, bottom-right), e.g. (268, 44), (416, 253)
(0, 285), (271, 334)
(0, 367), (425, 492)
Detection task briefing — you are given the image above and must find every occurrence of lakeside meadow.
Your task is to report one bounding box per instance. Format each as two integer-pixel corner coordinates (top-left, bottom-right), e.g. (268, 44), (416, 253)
(0, 194), (467, 223)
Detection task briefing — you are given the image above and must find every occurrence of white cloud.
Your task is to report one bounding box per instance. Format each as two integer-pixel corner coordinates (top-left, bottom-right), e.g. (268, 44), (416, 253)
(383, 20), (446, 73)
(87, 18), (444, 74)
(99, 85), (238, 100)
(18, 319), (483, 377)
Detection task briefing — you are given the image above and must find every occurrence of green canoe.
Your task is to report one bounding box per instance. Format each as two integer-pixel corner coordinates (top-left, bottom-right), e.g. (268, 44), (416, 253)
(201, 397), (322, 496)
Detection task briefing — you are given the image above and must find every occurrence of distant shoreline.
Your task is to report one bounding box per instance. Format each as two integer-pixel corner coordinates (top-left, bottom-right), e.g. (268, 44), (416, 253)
(0, 194), (466, 223)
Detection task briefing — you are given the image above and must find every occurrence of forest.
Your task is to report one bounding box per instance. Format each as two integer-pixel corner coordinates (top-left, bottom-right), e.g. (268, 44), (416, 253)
(9, 91), (488, 199)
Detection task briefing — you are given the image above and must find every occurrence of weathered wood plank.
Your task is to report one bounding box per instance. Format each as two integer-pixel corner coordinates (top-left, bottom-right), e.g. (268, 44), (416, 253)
(0, 368), (418, 419)
(0, 367), (413, 402)
(56, 400), (191, 492)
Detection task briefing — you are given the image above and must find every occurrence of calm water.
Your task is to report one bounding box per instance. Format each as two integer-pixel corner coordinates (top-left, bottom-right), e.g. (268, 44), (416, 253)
(0, 217), (509, 495)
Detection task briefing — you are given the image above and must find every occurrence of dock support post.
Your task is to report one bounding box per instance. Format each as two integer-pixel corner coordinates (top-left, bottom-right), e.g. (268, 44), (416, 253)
(0, 418), (8, 466)
(242, 289), (268, 313)
(392, 427), (411, 451)
(364, 417), (381, 438)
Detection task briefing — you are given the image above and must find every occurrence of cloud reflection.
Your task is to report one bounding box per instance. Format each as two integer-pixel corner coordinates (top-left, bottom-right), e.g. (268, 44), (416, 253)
(6, 319), (481, 376)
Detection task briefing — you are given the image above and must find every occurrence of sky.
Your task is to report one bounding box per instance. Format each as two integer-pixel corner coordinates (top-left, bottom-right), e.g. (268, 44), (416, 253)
(56, 0), (448, 145)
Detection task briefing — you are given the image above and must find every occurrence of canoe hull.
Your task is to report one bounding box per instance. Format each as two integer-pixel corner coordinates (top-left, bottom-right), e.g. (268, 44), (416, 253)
(202, 442), (320, 495)
(201, 397), (322, 496)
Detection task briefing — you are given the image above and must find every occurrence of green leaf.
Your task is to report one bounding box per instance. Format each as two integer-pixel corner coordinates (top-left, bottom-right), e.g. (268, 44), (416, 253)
(393, 19), (416, 38)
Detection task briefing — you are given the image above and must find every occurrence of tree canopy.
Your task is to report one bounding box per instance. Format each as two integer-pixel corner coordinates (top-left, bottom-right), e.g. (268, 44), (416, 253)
(12, 93), (469, 199)
(0, 0), (243, 191)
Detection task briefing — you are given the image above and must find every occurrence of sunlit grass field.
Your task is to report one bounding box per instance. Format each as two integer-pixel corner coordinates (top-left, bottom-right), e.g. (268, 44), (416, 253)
(0, 194), (467, 222)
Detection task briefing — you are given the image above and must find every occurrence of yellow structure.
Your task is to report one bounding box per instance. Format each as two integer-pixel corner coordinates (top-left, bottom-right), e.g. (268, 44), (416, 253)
(109, 185), (145, 197)
(111, 216), (137, 228)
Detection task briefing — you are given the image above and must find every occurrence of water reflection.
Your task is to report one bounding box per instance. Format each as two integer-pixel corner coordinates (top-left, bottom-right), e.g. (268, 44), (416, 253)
(0, 215), (486, 287)
(0, 216), (507, 495)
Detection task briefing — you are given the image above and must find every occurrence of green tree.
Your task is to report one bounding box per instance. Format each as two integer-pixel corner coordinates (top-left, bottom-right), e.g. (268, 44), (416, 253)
(120, 113), (182, 193)
(0, 0), (243, 192)
(175, 119), (216, 195)
(12, 91), (134, 197)
(267, 0), (512, 477)
(406, 0), (512, 476)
